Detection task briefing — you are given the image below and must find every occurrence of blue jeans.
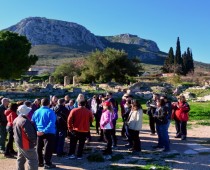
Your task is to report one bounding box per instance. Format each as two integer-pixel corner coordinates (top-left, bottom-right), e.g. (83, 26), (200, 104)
(156, 123), (170, 150)
(56, 130), (66, 155)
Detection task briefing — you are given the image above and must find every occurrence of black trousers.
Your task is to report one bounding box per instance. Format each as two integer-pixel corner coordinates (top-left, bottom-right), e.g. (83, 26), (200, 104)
(69, 131), (88, 157)
(103, 129), (113, 155)
(175, 119), (187, 136)
(37, 134), (55, 165)
(94, 113), (101, 134)
(5, 126), (14, 154)
(149, 116), (156, 134)
(128, 129), (141, 152)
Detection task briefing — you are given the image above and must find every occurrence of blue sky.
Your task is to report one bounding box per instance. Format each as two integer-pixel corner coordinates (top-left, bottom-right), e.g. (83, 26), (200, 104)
(1, 0), (210, 63)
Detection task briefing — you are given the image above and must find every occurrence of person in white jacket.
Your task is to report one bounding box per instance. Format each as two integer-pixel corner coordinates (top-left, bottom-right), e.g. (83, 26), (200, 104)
(126, 100), (143, 153)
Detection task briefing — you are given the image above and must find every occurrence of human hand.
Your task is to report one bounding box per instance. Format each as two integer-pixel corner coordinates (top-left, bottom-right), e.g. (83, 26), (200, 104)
(37, 131), (44, 136)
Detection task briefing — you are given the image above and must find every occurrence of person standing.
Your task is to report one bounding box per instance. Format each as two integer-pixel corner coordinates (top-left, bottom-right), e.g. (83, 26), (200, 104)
(4, 103), (18, 157)
(32, 98), (56, 169)
(146, 93), (159, 135)
(126, 100), (143, 153)
(13, 104), (38, 170)
(153, 99), (170, 152)
(100, 101), (114, 160)
(28, 98), (41, 120)
(0, 98), (9, 153)
(67, 100), (93, 159)
(172, 95), (190, 140)
(53, 98), (69, 157)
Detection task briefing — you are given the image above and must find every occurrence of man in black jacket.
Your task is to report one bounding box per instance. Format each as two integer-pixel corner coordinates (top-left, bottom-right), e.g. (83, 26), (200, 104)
(146, 93), (159, 135)
(53, 98), (69, 157)
(0, 98), (9, 153)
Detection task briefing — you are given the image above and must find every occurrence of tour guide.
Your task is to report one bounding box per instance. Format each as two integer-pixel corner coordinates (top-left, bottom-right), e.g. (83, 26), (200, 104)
(32, 98), (56, 169)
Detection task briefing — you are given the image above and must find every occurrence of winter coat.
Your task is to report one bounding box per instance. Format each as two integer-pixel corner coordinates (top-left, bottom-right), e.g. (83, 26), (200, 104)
(100, 110), (114, 130)
(53, 105), (69, 131)
(4, 109), (17, 127)
(154, 106), (168, 125)
(127, 109), (143, 131)
(13, 115), (37, 150)
(173, 102), (190, 121)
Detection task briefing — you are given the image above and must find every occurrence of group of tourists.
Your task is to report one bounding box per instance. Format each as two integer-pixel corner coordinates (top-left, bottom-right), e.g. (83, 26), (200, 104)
(0, 92), (190, 169)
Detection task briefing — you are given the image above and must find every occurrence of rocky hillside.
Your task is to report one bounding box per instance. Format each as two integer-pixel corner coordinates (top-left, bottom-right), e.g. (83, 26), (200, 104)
(4, 17), (167, 65)
(5, 17), (104, 49)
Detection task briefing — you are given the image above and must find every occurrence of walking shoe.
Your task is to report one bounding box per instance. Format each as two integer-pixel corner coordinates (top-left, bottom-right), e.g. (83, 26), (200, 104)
(163, 149), (170, 152)
(44, 164), (56, 169)
(66, 154), (76, 159)
(38, 163), (44, 167)
(77, 157), (83, 160)
(103, 155), (112, 160)
(4, 153), (14, 158)
(10, 150), (17, 155)
(125, 143), (132, 148)
(181, 136), (187, 140)
(152, 145), (164, 149)
(175, 134), (181, 138)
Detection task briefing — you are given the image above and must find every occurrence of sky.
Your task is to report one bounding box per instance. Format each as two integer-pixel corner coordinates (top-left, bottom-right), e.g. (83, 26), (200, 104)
(0, 0), (210, 63)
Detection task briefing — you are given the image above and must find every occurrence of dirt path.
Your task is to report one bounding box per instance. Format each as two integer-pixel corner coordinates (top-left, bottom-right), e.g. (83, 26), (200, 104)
(0, 123), (210, 170)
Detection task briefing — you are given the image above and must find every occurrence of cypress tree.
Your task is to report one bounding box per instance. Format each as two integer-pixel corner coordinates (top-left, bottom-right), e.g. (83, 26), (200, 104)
(162, 47), (175, 73)
(186, 47), (194, 73)
(175, 37), (183, 74)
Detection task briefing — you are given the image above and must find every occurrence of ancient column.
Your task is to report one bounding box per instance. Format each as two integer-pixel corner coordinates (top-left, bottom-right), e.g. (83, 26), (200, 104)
(64, 76), (70, 86)
(49, 76), (54, 84)
(73, 76), (77, 86)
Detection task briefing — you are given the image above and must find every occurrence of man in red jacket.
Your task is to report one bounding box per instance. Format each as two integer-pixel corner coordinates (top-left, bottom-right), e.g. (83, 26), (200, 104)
(67, 100), (93, 160)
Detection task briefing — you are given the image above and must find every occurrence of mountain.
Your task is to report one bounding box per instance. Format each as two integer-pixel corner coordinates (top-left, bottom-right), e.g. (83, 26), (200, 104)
(4, 17), (167, 65)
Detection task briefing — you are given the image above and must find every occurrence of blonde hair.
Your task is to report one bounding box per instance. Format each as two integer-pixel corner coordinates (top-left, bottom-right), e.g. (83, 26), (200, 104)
(76, 93), (85, 102)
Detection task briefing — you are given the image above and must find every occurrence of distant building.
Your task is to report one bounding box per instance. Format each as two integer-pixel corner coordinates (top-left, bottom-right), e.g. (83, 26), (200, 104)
(28, 66), (55, 75)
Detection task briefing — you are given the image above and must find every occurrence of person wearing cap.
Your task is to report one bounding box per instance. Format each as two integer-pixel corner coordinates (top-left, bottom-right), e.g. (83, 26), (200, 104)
(0, 98), (9, 153)
(31, 98), (56, 169)
(13, 104), (38, 170)
(67, 100), (93, 160)
(100, 101), (114, 160)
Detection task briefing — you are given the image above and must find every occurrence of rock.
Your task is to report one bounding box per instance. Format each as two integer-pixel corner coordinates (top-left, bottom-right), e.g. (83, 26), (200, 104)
(6, 17), (104, 49)
(183, 92), (196, 99)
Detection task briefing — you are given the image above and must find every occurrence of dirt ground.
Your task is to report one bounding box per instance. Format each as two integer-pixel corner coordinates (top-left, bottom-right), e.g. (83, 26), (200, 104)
(0, 123), (210, 170)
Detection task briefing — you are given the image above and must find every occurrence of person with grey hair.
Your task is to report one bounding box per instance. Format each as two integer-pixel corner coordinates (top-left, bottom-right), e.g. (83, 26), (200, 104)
(0, 98), (9, 153)
(53, 98), (69, 157)
(13, 104), (38, 170)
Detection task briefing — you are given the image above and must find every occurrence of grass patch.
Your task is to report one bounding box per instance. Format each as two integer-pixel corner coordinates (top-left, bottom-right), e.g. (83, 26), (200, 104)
(111, 153), (124, 162)
(196, 120), (210, 126)
(188, 101), (210, 120)
(109, 164), (170, 170)
(87, 153), (104, 162)
(0, 154), (6, 159)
